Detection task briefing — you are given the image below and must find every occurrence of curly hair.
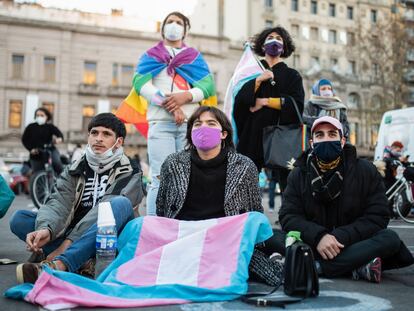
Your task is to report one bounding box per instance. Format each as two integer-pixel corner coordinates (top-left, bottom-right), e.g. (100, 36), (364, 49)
(252, 26), (295, 58)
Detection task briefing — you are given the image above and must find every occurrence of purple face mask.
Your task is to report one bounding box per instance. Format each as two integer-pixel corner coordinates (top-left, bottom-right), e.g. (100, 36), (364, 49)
(191, 126), (222, 151)
(264, 38), (284, 57)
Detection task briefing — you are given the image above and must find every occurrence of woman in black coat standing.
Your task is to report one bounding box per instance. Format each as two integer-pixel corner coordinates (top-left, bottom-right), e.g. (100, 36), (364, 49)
(233, 26), (304, 192)
(22, 107), (64, 174)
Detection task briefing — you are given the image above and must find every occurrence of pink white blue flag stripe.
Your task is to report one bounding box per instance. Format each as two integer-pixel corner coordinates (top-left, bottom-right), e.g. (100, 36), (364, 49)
(5, 212), (272, 310)
(223, 43), (263, 144)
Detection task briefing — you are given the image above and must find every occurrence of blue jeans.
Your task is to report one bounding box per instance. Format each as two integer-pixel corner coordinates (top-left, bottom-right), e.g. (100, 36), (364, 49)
(9, 196), (134, 272)
(146, 121), (186, 215)
(268, 179), (276, 209)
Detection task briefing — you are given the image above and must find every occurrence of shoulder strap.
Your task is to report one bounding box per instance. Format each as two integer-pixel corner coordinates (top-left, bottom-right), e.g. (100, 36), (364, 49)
(284, 95), (304, 124)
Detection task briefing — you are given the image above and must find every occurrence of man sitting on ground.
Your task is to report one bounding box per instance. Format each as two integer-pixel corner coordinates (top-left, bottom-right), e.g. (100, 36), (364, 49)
(10, 113), (144, 283)
(278, 116), (413, 283)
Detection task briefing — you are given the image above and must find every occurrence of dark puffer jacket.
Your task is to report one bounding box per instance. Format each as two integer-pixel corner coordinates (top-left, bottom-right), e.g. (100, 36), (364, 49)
(156, 149), (283, 286)
(280, 144), (389, 248)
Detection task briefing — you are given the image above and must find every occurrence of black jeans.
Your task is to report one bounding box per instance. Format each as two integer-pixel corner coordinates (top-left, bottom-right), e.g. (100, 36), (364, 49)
(30, 148), (63, 175)
(263, 228), (402, 277)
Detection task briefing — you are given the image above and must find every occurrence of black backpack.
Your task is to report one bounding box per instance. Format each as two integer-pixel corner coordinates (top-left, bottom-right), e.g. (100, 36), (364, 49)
(242, 241), (319, 307)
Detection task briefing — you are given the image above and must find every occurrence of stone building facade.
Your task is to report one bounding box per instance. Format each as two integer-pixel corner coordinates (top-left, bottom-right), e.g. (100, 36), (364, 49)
(0, 0), (411, 160)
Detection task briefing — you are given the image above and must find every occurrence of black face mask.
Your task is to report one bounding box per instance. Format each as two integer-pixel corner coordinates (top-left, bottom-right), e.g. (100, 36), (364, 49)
(312, 140), (343, 162)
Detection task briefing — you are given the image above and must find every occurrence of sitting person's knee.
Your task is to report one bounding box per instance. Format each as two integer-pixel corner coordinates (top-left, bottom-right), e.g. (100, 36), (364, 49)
(110, 196), (132, 208)
(9, 210), (28, 233)
(378, 229), (401, 253)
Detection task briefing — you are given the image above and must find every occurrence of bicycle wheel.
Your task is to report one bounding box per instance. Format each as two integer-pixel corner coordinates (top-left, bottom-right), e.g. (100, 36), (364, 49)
(30, 171), (54, 209)
(394, 190), (414, 224)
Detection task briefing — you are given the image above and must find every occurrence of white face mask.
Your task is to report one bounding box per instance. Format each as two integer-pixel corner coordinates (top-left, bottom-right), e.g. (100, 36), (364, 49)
(85, 138), (123, 174)
(164, 22), (184, 41)
(320, 89), (334, 97)
(35, 116), (47, 125)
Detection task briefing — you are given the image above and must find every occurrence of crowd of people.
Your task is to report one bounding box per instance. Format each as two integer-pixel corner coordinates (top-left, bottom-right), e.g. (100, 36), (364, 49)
(3, 11), (413, 294)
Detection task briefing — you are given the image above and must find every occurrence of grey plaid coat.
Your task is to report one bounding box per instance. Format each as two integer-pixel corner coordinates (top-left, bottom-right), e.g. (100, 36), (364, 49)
(156, 149), (283, 286)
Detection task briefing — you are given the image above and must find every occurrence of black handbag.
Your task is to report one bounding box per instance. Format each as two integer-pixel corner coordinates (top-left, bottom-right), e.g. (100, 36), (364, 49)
(262, 96), (307, 169)
(241, 241), (319, 307)
(284, 241), (319, 297)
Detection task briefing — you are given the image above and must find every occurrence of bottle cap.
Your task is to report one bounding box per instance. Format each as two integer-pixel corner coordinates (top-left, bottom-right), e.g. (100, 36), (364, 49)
(97, 202), (115, 227)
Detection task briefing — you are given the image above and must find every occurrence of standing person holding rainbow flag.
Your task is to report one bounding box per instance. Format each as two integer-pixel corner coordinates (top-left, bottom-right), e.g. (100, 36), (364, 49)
(224, 26), (304, 193)
(116, 12), (217, 215)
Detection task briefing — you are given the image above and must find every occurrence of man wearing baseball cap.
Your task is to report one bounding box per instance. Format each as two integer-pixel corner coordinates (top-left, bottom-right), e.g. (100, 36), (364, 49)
(277, 116), (413, 283)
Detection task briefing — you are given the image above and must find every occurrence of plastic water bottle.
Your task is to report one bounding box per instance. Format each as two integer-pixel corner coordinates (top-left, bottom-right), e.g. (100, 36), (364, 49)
(95, 202), (117, 278)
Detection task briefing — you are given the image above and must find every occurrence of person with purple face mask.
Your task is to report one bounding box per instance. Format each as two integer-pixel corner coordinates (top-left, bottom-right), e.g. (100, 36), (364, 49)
(303, 79), (349, 139)
(233, 26), (304, 193)
(156, 106), (283, 286)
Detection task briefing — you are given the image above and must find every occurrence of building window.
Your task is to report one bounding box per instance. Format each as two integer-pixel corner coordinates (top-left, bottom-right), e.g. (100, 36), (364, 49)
(348, 60), (356, 75)
(264, 0), (273, 8)
(291, 0), (298, 12)
(329, 3), (336, 17)
(373, 63), (380, 78)
(12, 54), (24, 79)
(347, 32), (355, 46)
(291, 24), (299, 37)
(347, 6), (353, 20)
(112, 63), (119, 86)
(265, 19), (273, 28)
(293, 54), (300, 68)
(83, 61), (97, 85)
(9, 100), (22, 129)
(310, 27), (319, 40)
(371, 10), (377, 23)
(43, 56), (56, 82)
(42, 102), (55, 114)
(311, 56), (320, 67)
(121, 65), (134, 86)
(311, 1), (317, 14)
(82, 105), (96, 131)
(330, 58), (338, 68)
(347, 93), (360, 109)
(328, 30), (337, 44)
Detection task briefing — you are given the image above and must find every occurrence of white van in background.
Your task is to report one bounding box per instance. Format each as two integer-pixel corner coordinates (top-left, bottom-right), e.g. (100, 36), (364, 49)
(374, 107), (414, 160)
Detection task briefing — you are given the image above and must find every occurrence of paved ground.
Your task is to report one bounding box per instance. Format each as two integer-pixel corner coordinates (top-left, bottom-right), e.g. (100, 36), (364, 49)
(1, 194), (413, 310)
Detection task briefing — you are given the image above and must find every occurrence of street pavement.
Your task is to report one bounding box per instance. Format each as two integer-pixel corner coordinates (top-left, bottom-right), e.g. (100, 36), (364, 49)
(0, 194), (413, 310)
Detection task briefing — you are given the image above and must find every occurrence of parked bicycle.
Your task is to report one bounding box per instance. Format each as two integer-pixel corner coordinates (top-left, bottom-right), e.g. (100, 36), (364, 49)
(386, 164), (414, 224)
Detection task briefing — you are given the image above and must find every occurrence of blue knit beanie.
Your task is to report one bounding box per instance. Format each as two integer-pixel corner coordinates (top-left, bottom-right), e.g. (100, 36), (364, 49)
(311, 79), (333, 95)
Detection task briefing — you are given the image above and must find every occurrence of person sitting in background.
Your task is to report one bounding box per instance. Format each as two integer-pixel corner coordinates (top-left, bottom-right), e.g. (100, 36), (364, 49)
(21, 108), (64, 175)
(10, 113), (144, 283)
(303, 79), (349, 139)
(382, 141), (409, 190)
(156, 106), (283, 286)
(277, 116), (413, 283)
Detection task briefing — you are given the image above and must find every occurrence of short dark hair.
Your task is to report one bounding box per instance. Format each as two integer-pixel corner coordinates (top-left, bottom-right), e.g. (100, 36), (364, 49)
(186, 106), (235, 150)
(252, 26), (295, 58)
(161, 11), (191, 39)
(88, 113), (126, 139)
(34, 107), (52, 122)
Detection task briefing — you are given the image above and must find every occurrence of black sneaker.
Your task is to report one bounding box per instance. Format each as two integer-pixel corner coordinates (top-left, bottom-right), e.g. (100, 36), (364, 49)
(352, 257), (382, 283)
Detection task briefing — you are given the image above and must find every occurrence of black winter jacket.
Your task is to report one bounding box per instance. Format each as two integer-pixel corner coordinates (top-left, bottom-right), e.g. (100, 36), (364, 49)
(279, 144), (390, 249)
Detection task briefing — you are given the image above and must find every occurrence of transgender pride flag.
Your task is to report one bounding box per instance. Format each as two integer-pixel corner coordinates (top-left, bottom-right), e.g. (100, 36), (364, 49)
(223, 43), (263, 144)
(5, 213), (272, 310)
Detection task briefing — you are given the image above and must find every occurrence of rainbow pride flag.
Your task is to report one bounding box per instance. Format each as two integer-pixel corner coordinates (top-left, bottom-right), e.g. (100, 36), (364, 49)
(116, 41), (217, 138)
(5, 213), (272, 310)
